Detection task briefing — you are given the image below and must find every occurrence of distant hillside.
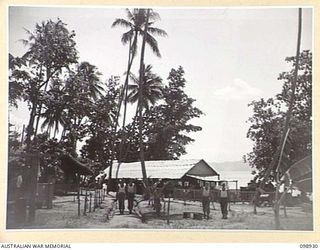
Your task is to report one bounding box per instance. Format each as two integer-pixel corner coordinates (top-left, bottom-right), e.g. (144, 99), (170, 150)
(209, 161), (251, 172)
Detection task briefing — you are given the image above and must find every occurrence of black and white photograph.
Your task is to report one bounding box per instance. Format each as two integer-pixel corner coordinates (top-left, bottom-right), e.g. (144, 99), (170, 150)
(7, 6), (313, 231)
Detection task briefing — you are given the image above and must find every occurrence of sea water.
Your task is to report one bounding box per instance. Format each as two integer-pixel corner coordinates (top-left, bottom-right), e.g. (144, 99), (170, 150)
(218, 170), (253, 189)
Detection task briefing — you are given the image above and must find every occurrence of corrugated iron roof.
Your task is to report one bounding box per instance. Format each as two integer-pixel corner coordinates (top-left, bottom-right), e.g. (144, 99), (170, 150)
(105, 159), (218, 179)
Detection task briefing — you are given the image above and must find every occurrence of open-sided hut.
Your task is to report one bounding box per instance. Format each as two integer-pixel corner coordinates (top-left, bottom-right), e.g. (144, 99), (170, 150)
(58, 154), (94, 216)
(105, 159), (219, 192)
(56, 154), (93, 194)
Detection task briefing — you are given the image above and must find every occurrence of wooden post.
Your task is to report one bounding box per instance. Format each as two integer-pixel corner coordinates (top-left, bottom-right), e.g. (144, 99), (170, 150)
(99, 189), (101, 205)
(284, 204), (287, 217)
(77, 174), (80, 217)
(26, 152), (39, 223)
(283, 191), (288, 218)
(83, 188), (87, 216)
(167, 194), (171, 225)
(97, 189), (99, 205)
(98, 189), (100, 204)
(89, 192), (92, 212)
(93, 190), (96, 212)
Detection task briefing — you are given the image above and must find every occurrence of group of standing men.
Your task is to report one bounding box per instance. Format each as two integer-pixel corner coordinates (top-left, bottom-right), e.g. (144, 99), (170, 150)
(116, 179), (230, 219)
(202, 182), (229, 220)
(117, 180), (136, 215)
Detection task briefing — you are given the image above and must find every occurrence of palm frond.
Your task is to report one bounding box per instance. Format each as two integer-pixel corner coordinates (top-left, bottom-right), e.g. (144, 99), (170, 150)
(129, 72), (139, 84)
(121, 30), (134, 45)
(147, 27), (168, 37)
(145, 64), (153, 72)
(127, 89), (139, 104)
(145, 33), (161, 57)
(125, 8), (134, 21)
(149, 10), (161, 21)
(111, 18), (132, 29)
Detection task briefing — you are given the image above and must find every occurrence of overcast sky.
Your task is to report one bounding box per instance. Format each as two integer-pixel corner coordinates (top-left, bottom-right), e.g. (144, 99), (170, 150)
(9, 6), (313, 163)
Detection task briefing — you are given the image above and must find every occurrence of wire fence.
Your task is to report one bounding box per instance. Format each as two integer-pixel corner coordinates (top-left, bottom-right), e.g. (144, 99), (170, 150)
(172, 189), (275, 204)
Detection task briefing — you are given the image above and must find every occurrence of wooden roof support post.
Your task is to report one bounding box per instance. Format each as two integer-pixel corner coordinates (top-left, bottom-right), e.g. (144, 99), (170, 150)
(77, 173), (80, 217)
(26, 151), (39, 223)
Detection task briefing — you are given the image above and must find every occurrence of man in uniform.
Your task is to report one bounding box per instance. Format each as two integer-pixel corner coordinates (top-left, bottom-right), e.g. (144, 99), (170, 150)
(117, 180), (126, 215)
(219, 182), (229, 219)
(127, 180), (136, 214)
(202, 182), (211, 220)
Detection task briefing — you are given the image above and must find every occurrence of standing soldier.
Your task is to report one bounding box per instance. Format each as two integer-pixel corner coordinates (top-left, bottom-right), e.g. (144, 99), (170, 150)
(202, 182), (211, 220)
(219, 182), (229, 219)
(127, 180), (136, 214)
(117, 180), (126, 215)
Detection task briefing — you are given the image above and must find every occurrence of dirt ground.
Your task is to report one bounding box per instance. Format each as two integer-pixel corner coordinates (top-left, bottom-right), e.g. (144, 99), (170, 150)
(16, 194), (313, 230)
(138, 199), (313, 230)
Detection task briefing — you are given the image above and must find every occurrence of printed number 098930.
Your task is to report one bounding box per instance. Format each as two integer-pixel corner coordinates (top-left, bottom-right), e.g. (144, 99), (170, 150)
(300, 244), (318, 248)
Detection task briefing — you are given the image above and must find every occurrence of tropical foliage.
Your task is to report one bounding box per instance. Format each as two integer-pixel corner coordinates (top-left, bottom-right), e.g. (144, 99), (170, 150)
(8, 9), (203, 184)
(245, 50), (312, 182)
(117, 66), (204, 162)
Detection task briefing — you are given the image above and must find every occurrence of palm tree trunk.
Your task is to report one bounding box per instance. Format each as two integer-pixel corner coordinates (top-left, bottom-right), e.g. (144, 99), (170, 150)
(138, 9), (151, 194)
(118, 35), (137, 162)
(107, 90), (123, 190)
(107, 35), (137, 192)
(115, 103), (139, 178)
(34, 68), (50, 136)
(273, 8), (302, 230)
(25, 99), (38, 152)
(122, 33), (137, 126)
(114, 37), (134, 179)
(122, 36), (134, 129)
(34, 106), (42, 135)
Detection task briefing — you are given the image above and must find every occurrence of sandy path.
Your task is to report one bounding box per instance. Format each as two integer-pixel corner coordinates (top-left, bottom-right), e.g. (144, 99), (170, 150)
(107, 210), (145, 228)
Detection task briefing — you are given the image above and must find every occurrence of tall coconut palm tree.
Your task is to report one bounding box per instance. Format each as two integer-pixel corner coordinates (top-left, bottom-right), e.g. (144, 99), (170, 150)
(109, 8), (167, 188)
(112, 8), (167, 60)
(138, 8), (151, 193)
(111, 8), (167, 129)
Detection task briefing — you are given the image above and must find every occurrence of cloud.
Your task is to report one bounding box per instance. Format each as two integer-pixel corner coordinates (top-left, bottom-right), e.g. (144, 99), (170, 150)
(213, 78), (262, 100)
